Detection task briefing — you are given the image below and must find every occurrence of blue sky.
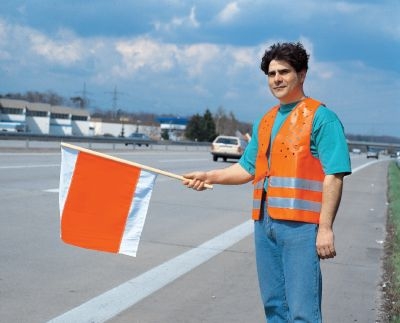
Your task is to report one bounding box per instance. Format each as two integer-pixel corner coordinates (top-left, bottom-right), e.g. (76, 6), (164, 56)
(0, 0), (399, 136)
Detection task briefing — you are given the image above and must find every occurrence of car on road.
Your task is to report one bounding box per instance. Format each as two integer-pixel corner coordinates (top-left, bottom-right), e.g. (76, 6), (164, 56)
(211, 135), (248, 162)
(124, 133), (155, 147)
(390, 151), (400, 158)
(366, 147), (379, 159)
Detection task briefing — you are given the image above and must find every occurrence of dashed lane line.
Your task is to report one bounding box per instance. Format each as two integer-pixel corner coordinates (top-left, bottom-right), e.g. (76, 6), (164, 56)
(0, 164), (59, 169)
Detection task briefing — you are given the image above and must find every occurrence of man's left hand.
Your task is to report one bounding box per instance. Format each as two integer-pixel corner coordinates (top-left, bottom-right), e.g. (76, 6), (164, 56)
(316, 226), (336, 259)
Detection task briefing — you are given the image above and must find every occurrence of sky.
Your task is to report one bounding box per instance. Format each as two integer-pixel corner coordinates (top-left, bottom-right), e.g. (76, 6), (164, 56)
(0, 0), (399, 137)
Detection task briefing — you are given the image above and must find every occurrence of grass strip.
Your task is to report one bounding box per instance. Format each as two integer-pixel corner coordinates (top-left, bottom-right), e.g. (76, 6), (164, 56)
(385, 161), (400, 322)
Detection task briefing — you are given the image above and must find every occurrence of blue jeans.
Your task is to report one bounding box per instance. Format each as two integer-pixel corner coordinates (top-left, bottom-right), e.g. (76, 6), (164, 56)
(254, 213), (322, 323)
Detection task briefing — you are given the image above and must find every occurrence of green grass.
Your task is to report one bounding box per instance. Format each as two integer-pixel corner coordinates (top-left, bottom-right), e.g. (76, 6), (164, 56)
(387, 161), (400, 322)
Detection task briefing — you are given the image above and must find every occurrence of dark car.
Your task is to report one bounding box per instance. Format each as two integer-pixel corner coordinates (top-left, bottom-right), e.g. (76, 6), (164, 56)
(124, 133), (155, 147)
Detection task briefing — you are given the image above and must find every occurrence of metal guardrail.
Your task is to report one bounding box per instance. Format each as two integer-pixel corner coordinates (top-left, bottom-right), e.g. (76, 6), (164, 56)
(347, 139), (400, 153)
(0, 132), (211, 151)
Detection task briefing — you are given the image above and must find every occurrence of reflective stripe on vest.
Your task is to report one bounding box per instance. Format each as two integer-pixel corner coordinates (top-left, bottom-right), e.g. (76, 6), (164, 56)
(269, 176), (323, 192)
(268, 176), (323, 212)
(255, 176), (323, 218)
(267, 197), (321, 213)
(261, 198), (322, 224)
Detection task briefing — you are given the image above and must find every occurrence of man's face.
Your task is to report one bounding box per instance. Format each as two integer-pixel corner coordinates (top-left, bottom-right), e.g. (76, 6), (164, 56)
(267, 59), (306, 104)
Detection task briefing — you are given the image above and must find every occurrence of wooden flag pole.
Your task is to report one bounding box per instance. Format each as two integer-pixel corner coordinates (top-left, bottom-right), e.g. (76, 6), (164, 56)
(61, 142), (213, 189)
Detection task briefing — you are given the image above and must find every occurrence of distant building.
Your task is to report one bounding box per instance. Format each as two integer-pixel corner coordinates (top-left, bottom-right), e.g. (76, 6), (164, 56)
(157, 116), (188, 141)
(0, 98), (90, 135)
(0, 99), (27, 132)
(0, 98), (161, 138)
(89, 118), (160, 139)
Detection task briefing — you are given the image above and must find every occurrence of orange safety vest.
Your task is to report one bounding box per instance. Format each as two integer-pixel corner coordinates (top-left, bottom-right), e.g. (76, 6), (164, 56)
(252, 98), (325, 224)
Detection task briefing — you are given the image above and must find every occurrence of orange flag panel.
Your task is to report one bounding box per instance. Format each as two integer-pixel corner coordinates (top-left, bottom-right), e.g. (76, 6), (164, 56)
(61, 152), (140, 253)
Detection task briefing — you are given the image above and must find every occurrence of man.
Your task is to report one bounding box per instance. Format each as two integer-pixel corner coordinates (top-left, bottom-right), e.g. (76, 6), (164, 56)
(183, 42), (351, 322)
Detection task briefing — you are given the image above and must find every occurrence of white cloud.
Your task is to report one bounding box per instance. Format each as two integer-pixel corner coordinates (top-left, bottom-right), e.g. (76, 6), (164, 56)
(281, 1), (399, 41)
(114, 38), (177, 76)
(232, 48), (254, 67)
(28, 29), (84, 65)
(17, 4), (27, 15)
(217, 2), (240, 23)
(193, 84), (212, 97)
(177, 43), (221, 77)
(189, 6), (200, 27)
(153, 5), (199, 32)
(112, 38), (223, 79)
(0, 19), (85, 65)
(224, 90), (239, 100)
(0, 20), (9, 45)
(334, 1), (363, 13)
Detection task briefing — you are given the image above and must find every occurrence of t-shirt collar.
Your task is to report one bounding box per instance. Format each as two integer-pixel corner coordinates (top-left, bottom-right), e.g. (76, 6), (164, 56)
(279, 101), (300, 113)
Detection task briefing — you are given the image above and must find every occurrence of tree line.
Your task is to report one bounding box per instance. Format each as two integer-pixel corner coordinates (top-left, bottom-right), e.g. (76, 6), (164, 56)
(1, 91), (73, 107)
(184, 108), (252, 142)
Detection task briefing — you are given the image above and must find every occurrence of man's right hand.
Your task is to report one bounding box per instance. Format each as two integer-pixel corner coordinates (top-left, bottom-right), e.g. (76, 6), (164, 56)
(182, 171), (209, 191)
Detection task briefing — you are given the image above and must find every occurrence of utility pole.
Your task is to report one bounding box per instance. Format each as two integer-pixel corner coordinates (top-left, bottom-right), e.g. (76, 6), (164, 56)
(105, 86), (125, 119)
(72, 82), (91, 109)
(81, 82), (88, 107)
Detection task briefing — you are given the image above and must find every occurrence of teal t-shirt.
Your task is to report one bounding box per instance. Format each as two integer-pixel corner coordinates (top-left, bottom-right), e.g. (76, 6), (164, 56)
(239, 102), (352, 180)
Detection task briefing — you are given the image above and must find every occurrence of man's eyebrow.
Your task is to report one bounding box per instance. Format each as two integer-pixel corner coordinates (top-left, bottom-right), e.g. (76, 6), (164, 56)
(268, 68), (291, 74)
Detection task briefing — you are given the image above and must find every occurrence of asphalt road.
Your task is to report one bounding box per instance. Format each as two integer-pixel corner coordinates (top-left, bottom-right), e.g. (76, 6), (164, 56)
(0, 147), (389, 323)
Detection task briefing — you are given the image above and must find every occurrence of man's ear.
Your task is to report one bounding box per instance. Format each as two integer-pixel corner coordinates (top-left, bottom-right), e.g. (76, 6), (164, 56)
(299, 70), (307, 83)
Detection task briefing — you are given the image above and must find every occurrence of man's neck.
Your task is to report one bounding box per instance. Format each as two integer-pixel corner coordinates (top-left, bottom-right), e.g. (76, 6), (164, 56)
(279, 91), (307, 105)
(280, 96), (307, 105)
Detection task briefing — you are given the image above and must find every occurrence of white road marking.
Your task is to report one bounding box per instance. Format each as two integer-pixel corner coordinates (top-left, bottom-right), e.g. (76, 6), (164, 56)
(0, 152), (60, 156)
(43, 188), (59, 193)
(47, 220), (253, 323)
(0, 158), (207, 170)
(351, 160), (380, 173)
(159, 158), (209, 163)
(0, 164), (59, 169)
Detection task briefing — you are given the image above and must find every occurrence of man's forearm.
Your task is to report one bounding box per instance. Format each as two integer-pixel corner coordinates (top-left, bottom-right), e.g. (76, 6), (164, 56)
(319, 174), (344, 229)
(316, 173), (345, 258)
(205, 163), (253, 185)
(182, 162), (253, 190)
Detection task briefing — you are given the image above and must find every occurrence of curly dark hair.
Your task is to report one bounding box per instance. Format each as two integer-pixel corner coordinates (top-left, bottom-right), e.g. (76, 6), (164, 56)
(260, 42), (309, 75)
